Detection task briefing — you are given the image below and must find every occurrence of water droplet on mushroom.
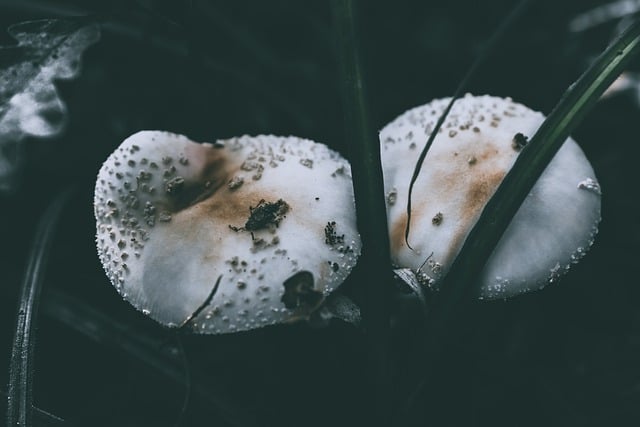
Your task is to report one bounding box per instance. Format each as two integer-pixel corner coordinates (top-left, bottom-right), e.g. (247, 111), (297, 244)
(577, 177), (601, 195)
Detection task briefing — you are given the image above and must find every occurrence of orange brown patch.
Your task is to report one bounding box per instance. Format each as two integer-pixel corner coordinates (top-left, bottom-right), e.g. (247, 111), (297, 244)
(461, 169), (506, 224)
(390, 213), (408, 252)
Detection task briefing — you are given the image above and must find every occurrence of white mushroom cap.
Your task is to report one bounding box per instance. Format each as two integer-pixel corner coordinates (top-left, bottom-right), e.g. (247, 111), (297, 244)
(381, 94), (601, 299)
(94, 131), (361, 333)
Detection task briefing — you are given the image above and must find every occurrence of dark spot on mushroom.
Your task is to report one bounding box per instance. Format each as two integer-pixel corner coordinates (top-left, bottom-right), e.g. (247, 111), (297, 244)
(325, 221), (345, 246)
(386, 188), (398, 206)
(137, 170), (152, 182)
(244, 199), (290, 231)
(432, 212), (443, 225)
(227, 176), (244, 191)
(158, 211), (172, 222)
(250, 235), (280, 253)
(240, 161), (260, 171)
(162, 167), (176, 178)
(299, 158), (314, 168)
(143, 201), (156, 226)
(165, 176), (185, 194)
(512, 133), (529, 151)
(281, 271), (323, 310)
(331, 166), (346, 177)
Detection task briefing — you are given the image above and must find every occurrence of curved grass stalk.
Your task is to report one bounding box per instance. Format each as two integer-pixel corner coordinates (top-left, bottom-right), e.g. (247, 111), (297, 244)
(7, 189), (72, 426)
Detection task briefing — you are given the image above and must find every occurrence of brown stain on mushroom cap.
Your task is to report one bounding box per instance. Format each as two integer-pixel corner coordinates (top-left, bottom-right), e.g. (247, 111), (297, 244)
(463, 168), (506, 220)
(390, 139), (510, 260)
(443, 167), (507, 263)
(156, 142), (287, 232)
(390, 200), (425, 253)
(194, 186), (282, 230)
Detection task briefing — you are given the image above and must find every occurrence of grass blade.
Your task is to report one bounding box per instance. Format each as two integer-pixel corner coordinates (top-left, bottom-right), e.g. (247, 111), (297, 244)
(0, 389), (65, 425)
(6, 189), (72, 426)
(404, 0), (533, 248)
(330, 0), (392, 424)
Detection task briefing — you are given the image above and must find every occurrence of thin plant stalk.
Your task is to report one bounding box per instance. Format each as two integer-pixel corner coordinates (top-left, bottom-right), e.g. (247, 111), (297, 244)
(404, 0), (532, 248)
(331, 0), (392, 424)
(0, 389), (64, 425)
(6, 189), (72, 427)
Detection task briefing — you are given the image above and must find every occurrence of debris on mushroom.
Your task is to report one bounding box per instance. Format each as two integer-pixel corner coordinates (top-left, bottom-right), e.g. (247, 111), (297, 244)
(381, 94), (601, 299)
(94, 131), (361, 333)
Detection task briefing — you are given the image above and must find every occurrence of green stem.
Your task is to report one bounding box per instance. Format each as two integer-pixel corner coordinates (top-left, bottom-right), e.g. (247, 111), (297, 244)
(331, 0), (392, 423)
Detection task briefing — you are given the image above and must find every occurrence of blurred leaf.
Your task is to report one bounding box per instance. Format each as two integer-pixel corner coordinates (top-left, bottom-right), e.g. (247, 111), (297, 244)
(0, 18), (100, 192)
(41, 289), (258, 427)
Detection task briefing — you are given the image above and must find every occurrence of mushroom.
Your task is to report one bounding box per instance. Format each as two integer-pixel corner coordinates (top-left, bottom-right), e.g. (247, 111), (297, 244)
(94, 131), (361, 333)
(380, 94), (601, 299)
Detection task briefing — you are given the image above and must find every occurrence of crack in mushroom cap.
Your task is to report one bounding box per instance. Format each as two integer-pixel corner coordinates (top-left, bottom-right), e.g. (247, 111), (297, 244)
(94, 131), (361, 333)
(380, 94), (601, 299)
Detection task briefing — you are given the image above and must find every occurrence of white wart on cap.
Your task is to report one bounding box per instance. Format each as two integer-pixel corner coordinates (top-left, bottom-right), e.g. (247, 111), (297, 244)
(94, 131), (361, 333)
(381, 94), (601, 299)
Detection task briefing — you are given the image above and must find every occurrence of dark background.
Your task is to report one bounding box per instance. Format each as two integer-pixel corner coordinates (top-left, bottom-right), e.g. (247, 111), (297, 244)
(1, 0), (640, 426)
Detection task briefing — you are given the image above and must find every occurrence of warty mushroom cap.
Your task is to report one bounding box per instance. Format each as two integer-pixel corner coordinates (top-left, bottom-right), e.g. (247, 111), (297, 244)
(94, 131), (361, 333)
(380, 94), (601, 299)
